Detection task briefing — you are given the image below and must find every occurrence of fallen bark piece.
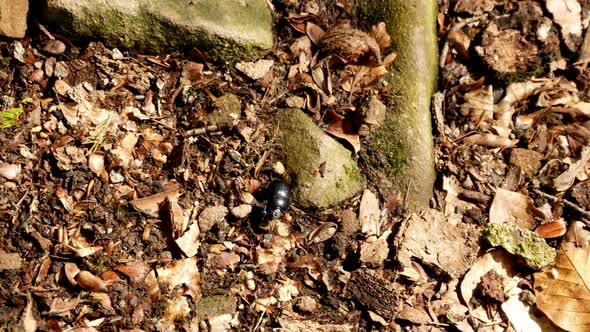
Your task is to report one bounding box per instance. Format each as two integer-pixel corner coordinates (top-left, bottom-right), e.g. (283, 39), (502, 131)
(484, 223), (555, 270)
(0, 253), (22, 270)
(277, 317), (354, 332)
(343, 269), (401, 320)
(395, 209), (480, 278)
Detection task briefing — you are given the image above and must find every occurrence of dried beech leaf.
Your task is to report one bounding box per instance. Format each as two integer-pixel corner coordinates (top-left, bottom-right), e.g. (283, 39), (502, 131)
(368, 22), (391, 51)
(130, 183), (181, 217)
(490, 188), (536, 230)
(324, 109), (361, 153)
(534, 242), (590, 331)
(461, 250), (515, 310)
(553, 145), (590, 191)
(75, 270), (107, 292)
(306, 22), (326, 44)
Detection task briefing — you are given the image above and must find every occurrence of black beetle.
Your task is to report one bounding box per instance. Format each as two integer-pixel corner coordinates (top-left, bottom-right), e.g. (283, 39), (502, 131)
(264, 180), (290, 219)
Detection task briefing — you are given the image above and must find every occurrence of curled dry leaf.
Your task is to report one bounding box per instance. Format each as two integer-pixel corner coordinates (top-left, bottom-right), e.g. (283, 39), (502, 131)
(130, 183), (181, 217)
(462, 133), (518, 148)
(534, 242), (590, 331)
(460, 85), (494, 125)
(307, 222), (337, 244)
(565, 221), (590, 247)
(75, 270), (107, 292)
(64, 263), (80, 285)
(306, 22), (326, 44)
(553, 145), (590, 191)
(324, 109), (361, 154)
(368, 22), (391, 52)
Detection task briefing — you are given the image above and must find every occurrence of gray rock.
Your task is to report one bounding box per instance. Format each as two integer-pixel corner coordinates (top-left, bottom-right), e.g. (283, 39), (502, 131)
(46, 0), (273, 62)
(194, 294), (236, 322)
(198, 206), (228, 233)
(230, 204), (252, 219)
(0, 0), (28, 38)
(207, 93), (241, 126)
(276, 109), (364, 209)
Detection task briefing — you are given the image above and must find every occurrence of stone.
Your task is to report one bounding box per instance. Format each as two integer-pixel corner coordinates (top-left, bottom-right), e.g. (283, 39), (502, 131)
(198, 206), (228, 233)
(0, 253), (22, 270)
(207, 93), (241, 126)
(359, 238), (389, 266)
(235, 59), (274, 80)
(509, 148), (543, 176)
(354, 0), (437, 211)
(0, 0), (28, 38)
(46, 0), (273, 62)
(194, 294), (237, 322)
(230, 204), (252, 219)
(340, 209), (360, 235)
(275, 108), (364, 209)
(484, 223), (556, 270)
(295, 296), (317, 313)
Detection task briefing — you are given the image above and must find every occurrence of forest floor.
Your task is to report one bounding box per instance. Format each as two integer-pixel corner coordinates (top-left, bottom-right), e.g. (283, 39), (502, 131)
(2, 0), (590, 331)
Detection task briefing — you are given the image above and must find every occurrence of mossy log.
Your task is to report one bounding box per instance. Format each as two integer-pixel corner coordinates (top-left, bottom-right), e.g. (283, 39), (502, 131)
(355, 0), (438, 210)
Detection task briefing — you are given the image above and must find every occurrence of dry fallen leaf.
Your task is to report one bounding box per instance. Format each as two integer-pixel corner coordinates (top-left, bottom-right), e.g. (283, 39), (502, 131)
(130, 183), (181, 217)
(156, 257), (201, 300)
(368, 22), (391, 52)
(324, 109), (361, 154)
(534, 242), (590, 331)
(489, 188), (536, 230)
(546, 0), (582, 52)
(553, 145), (590, 191)
(461, 250), (515, 310)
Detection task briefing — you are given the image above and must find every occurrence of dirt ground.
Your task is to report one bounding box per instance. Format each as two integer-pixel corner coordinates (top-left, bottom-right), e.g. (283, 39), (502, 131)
(3, 0), (590, 331)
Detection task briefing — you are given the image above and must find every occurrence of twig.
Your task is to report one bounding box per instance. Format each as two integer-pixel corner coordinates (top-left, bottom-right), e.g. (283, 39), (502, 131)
(36, 21), (55, 40)
(184, 124), (225, 136)
(532, 188), (590, 223)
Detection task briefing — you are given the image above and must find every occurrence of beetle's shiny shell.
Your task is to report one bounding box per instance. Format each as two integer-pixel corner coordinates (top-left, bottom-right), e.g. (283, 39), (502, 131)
(266, 180), (290, 219)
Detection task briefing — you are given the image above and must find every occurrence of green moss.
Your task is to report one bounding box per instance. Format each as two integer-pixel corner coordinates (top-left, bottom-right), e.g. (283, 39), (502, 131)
(0, 104), (23, 129)
(485, 223), (556, 269)
(495, 61), (549, 85)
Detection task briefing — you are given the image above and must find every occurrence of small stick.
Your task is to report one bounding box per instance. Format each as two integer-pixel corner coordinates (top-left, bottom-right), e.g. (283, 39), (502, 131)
(184, 124), (224, 136)
(36, 21), (55, 40)
(532, 188), (590, 223)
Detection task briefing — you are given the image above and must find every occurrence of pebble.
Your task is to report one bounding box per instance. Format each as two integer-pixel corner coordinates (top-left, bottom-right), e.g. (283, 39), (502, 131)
(231, 204), (252, 219)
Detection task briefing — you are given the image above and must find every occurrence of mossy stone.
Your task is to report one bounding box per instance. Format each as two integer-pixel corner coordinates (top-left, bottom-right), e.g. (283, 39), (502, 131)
(46, 0), (273, 62)
(276, 109), (365, 209)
